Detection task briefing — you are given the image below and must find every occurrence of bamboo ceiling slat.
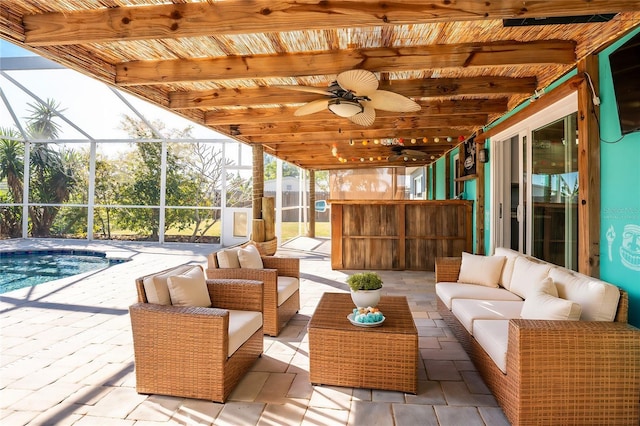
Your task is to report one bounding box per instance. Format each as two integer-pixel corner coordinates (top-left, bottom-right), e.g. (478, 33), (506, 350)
(2, 1), (640, 170)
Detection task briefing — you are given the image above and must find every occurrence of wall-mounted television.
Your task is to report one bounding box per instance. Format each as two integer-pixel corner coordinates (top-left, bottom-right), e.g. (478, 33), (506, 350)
(609, 31), (640, 135)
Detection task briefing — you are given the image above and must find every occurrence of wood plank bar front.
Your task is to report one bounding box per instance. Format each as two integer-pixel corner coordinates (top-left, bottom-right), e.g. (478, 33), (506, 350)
(329, 200), (473, 270)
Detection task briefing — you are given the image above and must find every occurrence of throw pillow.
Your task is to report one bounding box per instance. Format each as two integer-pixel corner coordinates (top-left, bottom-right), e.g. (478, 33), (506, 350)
(142, 264), (194, 305)
(217, 248), (241, 268)
(238, 244), (264, 269)
(457, 252), (506, 288)
(166, 266), (211, 307)
(509, 257), (552, 299)
(521, 294), (582, 321)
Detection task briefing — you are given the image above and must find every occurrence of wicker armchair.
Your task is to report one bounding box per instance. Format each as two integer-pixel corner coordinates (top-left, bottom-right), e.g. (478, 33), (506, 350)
(129, 265), (264, 403)
(206, 248), (300, 336)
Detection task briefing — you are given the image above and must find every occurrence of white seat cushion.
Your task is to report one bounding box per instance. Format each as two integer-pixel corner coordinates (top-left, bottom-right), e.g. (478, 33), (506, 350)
(277, 276), (299, 306)
(549, 268), (620, 321)
(143, 264), (195, 305)
(473, 320), (510, 374)
(457, 252), (506, 288)
(451, 299), (524, 334)
(436, 282), (523, 310)
(227, 310), (262, 357)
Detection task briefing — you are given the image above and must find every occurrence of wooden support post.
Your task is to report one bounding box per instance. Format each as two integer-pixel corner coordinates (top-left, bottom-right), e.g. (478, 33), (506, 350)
(252, 144), (264, 220)
(252, 219), (265, 242)
(577, 58), (601, 277)
(262, 197), (275, 241)
(445, 152), (451, 199)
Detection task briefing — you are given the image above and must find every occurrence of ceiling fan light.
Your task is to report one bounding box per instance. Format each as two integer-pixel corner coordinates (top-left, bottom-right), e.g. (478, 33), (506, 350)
(328, 98), (364, 117)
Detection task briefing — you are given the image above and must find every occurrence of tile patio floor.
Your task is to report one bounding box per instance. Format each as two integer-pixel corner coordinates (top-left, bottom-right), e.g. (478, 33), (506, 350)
(0, 237), (510, 426)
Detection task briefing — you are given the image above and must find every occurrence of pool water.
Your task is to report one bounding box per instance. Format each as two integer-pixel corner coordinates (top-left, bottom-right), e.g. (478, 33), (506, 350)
(0, 250), (122, 294)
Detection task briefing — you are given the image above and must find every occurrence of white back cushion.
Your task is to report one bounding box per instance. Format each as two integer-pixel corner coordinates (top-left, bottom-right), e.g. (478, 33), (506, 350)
(166, 266), (211, 307)
(493, 247), (521, 290)
(549, 268), (620, 321)
(143, 264), (194, 305)
(217, 248), (241, 269)
(457, 252), (506, 288)
(509, 257), (552, 299)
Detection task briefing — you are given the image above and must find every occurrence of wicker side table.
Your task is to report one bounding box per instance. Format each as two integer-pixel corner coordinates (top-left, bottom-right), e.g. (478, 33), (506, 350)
(308, 293), (418, 394)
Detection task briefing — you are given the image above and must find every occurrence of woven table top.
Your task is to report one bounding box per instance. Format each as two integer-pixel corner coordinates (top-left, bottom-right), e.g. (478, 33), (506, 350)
(309, 293), (417, 335)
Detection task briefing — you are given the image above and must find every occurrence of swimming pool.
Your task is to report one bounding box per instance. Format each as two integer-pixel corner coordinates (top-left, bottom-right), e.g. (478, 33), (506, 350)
(0, 250), (126, 294)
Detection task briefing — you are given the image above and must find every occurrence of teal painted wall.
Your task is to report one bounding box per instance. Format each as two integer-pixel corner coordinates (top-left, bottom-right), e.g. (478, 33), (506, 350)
(450, 147), (460, 198)
(598, 27), (640, 327)
(435, 157), (446, 199)
(455, 27), (640, 325)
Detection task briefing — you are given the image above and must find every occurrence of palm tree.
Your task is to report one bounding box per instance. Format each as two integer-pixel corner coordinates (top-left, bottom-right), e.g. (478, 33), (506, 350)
(0, 128), (24, 237)
(0, 127), (24, 202)
(24, 99), (76, 236)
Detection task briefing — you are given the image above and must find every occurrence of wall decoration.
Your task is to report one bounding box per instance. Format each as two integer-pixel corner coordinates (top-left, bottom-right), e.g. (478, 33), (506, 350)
(605, 223), (640, 271)
(462, 136), (476, 176)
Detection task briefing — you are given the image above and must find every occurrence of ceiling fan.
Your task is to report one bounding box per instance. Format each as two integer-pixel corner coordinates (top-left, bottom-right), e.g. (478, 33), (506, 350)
(277, 70), (421, 127)
(387, 146), (430, 162)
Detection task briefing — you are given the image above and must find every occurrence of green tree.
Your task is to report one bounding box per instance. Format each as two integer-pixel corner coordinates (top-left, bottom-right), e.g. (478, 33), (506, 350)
(116, 116), (199, 239)
(264, 155), (300, 181)
(0, 99), (77, 237)
(26, 99), (77, 236)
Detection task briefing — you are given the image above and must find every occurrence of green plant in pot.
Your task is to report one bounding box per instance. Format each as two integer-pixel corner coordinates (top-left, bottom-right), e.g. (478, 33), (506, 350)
(346, 272), (383, 308)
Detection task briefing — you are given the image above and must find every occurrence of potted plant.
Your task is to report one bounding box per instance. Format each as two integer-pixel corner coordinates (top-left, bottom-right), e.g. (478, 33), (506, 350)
(346, 271), (383, 308)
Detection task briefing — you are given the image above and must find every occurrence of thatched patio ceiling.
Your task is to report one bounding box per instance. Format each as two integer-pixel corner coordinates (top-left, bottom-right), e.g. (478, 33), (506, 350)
(2, 1), (639, 170)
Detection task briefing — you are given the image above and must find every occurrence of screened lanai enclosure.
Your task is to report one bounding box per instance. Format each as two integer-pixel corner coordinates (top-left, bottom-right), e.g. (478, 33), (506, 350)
(0, 51), (326, 245)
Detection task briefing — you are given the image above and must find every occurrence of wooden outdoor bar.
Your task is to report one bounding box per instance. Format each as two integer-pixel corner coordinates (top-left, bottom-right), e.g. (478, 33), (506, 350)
(330, 200), (473, 271)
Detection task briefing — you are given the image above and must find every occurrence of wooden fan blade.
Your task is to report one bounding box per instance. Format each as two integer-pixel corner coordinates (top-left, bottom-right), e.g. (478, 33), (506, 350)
(337, 70), (379, 95)
(403, 149), (428, 157)
(294, 99), (329, 116)
(347, 104), (376, 127)
(274, 85), (332, 96)
(368, 90), (421, 112)
(387, 154), (403, 162)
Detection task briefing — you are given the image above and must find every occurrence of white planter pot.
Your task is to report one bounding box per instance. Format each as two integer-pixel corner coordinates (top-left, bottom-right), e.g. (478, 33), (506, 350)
(350, 288), (382, 308)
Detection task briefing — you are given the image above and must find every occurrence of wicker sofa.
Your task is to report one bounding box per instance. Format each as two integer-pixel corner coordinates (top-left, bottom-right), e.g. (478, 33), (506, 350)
(206, 243), (299, 336)
(435, 249), (640, 426)
(130, 264), (264, 402)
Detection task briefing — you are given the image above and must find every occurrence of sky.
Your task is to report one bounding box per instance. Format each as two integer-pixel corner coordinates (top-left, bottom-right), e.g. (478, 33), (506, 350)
(0, 40), (231, 143)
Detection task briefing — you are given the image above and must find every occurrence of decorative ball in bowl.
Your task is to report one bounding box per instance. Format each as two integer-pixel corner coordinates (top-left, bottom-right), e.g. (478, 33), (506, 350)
(351, 307), (384, 324)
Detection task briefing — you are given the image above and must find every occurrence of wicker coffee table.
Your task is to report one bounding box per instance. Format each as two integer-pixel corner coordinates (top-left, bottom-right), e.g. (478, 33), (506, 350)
(308, 292), (418, 393)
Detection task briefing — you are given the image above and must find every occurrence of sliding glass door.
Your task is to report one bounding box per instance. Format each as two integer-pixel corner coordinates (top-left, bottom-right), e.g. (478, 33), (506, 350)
(531, 113), (578, 269)
(490, 93), (578, 270)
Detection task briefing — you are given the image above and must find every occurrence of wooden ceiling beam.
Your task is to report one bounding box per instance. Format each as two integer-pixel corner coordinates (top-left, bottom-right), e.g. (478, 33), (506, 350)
(23, 1), (640, 46)
(229, 114), (488, 136)
(116, 40), (574, 85)
(170, 77), (535, 109)
(204, 99), (507, 125)
(244, 128), (473, 143)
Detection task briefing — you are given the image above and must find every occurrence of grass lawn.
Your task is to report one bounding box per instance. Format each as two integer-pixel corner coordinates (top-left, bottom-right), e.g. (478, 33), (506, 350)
(161, 221), (330, 242)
